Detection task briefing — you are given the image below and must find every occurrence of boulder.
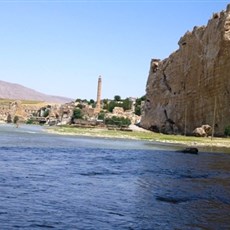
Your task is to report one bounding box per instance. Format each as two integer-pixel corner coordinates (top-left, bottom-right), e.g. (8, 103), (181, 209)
(201, 124), (212, 136)
(193, 124), (212, 137)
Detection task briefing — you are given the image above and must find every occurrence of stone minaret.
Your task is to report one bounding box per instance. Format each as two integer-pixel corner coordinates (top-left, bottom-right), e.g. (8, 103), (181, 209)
(95, 76), (102, 113)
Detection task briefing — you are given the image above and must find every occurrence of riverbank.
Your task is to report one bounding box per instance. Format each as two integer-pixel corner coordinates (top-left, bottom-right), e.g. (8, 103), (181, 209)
(46, 125), (230, 150)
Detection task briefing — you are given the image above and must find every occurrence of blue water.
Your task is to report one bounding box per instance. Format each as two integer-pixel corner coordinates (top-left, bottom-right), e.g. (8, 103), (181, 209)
(0, 124), (230, 229)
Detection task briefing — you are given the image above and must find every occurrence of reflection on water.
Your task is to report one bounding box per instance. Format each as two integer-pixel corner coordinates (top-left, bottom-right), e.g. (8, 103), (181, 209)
(0, 124), (230, 229)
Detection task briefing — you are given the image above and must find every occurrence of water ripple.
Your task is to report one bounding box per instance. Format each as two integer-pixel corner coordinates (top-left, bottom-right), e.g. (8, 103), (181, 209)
(0, 125), (230, 229)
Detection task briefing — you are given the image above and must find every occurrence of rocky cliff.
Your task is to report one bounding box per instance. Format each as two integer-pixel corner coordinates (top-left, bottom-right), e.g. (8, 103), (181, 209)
(141, 5), (230, 136)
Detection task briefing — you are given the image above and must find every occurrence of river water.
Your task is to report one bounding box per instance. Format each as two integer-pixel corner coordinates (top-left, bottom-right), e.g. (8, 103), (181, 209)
(0, 124), (230, 229)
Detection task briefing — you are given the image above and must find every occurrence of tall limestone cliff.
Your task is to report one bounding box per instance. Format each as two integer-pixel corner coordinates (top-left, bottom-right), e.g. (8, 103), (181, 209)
(141, 5), (230, 136)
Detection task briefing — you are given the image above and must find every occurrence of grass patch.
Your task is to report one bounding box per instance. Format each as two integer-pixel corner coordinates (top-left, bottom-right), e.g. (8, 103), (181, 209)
(0, 98), (44, 105)
(21, 100), (44, 105)
(0, 98), (13, 105)
(47, 126), (230, 148)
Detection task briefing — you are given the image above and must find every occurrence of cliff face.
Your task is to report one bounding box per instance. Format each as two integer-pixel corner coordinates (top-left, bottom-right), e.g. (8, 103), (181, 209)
(141, 5), (230, 136)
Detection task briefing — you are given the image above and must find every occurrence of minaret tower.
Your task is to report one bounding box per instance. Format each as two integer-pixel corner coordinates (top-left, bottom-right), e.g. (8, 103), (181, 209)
(95, 76), (102, 113)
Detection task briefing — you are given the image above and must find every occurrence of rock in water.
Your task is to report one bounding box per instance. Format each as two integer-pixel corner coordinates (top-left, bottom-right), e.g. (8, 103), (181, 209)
(181, 147), (199, 154)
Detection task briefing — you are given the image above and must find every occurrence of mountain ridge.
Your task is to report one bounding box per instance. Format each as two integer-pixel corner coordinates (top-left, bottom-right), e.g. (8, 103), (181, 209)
(0, 80), (73, 103)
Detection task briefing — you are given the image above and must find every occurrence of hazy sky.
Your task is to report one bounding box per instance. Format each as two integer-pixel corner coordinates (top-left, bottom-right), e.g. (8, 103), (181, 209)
(0, 0), (228, 100)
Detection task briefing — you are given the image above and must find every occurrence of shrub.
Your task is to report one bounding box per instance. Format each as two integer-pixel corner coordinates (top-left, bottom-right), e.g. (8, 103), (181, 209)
(108, 101), (117, 112)
(105, 116), (131, 127)
(89, 99), (95, 104)
(6, 114), (12, 123)
(135, 106), (141, 116)
(26, 118), (35, 124)
(76, 104), (84, 109)
(122, 98), (132, 111)
(43, 110), (50, 117)
(98, 112), (105, 120)
(72, 108), (83, 119)
(224, 125), (230, 136)
(114, 95), (121, 101)
(134, 95), (146, 116)
(13, 116), (19, 124)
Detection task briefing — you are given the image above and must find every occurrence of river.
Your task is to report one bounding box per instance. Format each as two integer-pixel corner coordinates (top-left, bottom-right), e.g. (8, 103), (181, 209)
(0, 124), (230, 229)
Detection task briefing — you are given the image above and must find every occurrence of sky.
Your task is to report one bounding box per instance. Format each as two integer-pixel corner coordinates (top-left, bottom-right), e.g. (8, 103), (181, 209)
(0, 0), (229, 100)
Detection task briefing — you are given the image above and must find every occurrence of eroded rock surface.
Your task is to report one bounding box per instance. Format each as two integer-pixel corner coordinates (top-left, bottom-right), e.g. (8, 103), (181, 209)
(141, 5), (230, 136)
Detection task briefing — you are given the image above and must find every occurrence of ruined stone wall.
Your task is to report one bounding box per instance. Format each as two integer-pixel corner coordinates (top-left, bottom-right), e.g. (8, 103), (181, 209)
(141, 5), (230, 136)
(0, 100), (54, 122)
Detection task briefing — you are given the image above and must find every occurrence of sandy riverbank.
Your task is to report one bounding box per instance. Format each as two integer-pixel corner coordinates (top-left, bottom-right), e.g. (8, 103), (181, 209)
(46, 125), (230, 151)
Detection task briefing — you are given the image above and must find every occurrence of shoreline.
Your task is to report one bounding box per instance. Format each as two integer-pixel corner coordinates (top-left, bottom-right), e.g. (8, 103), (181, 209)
(1, 123), (229, 152)
(45, 125), (230, 151)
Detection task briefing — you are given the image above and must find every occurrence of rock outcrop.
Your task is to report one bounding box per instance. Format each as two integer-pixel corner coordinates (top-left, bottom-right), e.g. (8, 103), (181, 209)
(141, 4), (230, 136)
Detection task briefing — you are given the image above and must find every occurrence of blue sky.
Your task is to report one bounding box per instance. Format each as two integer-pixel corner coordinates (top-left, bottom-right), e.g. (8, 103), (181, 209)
(0, 0), (228, 100)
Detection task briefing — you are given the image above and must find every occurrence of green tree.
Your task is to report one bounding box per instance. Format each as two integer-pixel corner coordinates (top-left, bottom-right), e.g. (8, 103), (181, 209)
(122, 98), (132, 111)
(76, 104), (84, 109)
(82, 99), (88, 104)
(89, 99), (96, 108)
(89, 99), (95, 104)
(98, 112), (105, 120)
(26, 118), (35, 124)
(136, 95), (146, 105)
(108, 101), (116, 112)
(13, 115), (19, 124)
(135, 106), (141, 116)
(6, 114), (12, 123)
(103, 99), (109, 110)
(72, 108), (83, 119)
(114, 95), (121, 101)
(134, 95), (146, 116)
(43, 109), (50, 117)
(224, 125), (230, 136)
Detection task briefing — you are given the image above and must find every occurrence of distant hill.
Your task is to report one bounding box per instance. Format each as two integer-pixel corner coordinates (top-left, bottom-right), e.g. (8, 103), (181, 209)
(0, 80), (73, 103)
